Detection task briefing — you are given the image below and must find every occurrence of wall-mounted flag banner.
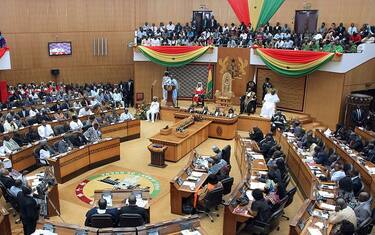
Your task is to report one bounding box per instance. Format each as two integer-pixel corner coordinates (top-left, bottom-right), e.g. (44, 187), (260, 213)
(256, 48), (335, 77)
(137, 46), (211, 67)
(0, 47), (9, 59)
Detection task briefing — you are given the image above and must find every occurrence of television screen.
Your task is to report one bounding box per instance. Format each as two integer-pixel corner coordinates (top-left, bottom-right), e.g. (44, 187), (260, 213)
(48, 42), (72, 56)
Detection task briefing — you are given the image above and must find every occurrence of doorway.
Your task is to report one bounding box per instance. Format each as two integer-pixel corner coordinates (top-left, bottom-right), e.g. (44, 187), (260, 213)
(294, 10), (318, 34)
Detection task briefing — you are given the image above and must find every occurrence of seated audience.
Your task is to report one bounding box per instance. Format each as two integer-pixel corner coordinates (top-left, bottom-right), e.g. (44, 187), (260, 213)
(0, 140), (12, 156)
(3, 135), (21, 152)
(9, 179), (23, 197)
(83, 123), (102, 143)
(337, 176), (357, 209)
(354, 192), (372, 225)
(119, 108), (134, 121)
(335, 220), (356, 235)
(37, 120), (54, 139)
(119, 194), (148, 224)
(79, 106), (93, 117)
(330, 162), (346, 182)
(85, 198), (118, 226)
(38, 141), (55, 165)
(3, 117), (18, 132)
(348, 169), (363, 196)
(249, 127), (264, 143)
(194, 174), (223, 208)
(329, 198), (357, 230)
(270, 111), (287, 132)
(248, 189), (272, 223)
(70, 115), (84, 131)
(0, 168), (16, 189)
(313, 146), (329, 165)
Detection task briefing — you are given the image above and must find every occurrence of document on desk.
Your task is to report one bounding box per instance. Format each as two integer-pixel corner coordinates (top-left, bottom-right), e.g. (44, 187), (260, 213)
(191, 171), (204, 177)
(319, 202), (336, 211)
(182, 181), (196, 188)
(251, 154), (264, 160)
(250, 182), (266, 190)
(365, 166), (375, 174)
(307, 227), (323, 235)
(318, 191), (335, 199)
(136, 198), (148, 208)
(181, 230), (201, 235)
(102, 194), (112, 207)
(246, 190), (254, 201)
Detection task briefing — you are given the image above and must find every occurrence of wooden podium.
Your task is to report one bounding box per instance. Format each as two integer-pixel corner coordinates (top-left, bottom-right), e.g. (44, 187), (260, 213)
(148, 144), (168, 168)
(164, 84), (175, 107)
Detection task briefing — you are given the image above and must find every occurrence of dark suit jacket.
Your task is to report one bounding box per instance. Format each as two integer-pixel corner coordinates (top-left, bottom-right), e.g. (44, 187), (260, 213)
(352, 176), (363, 196)
(18, 110), (29, 118)
(0, 175), (15, 189)
(84, 207), (118, 226)
(18, 194), (39, 221)
(119, 205), (149, 223)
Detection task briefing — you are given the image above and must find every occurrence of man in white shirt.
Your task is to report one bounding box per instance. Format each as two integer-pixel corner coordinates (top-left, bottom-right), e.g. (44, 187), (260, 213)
(330, 163), (346, 182)
(348, 23), (357, 36)
(119, 108), (134, 121)
(70, 115), (84, 131)
(112, 90), (123, 107)
(3, 136), (21, 152)
(29, 107), (39, 117)
(166, 21), (175, 32)
(79, 106), (93, 116)
(37, 120), (54, 139)
(83, 123), (102, 143)
(0, 140), (12, 157)
(146, 97), (160, 123)
(3, 117), (18, 132)
(39, 144), (52, 165)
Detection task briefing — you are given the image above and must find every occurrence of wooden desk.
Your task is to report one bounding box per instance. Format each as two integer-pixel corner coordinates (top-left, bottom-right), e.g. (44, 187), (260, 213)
(49, 138), (120, 184)
(137, 215), (206, 235)
(174, 112), (238, 140)
(101, 119), (141, 142)
(93, 189), (151, 223)
(47, 184), (61, 217)
(0, 203), (11, 235)
(149, 118), (211, 162)
(170, 154), (209, 215)
(315, 130), (375, 198)
(223, 137), (268, 235)
(355, 127), (375, 142)
(36, 220), (99, 235)
(88, 138), (120, 167)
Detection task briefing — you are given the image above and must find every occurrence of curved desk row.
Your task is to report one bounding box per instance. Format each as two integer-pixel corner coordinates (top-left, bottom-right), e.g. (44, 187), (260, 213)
(223, 134), (268, 235)
(174, 112), (238, 140)
(355, 127), (375, 142)
(7, 119), (139, 172)
(170, 152), (209, 215)
(0, 203), (11, 235)
(275, 130), (338, 235)
(36, 215), (206, 235)
(49, 138), (120, 184)
(315, 129), (375, 199)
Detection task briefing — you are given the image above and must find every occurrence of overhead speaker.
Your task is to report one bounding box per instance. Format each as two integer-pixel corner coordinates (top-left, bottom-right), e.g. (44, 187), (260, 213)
(51, 69), (60, 76)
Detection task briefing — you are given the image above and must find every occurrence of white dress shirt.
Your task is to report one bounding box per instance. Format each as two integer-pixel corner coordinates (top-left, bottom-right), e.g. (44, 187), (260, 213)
(78, 108), (93, 116)
(0, 145), (11, 156)
(29, 109), (39, 117)
(37, 124), (54, 139)
(39, 149), (51, 164)
(70, 120), (84, 131)
(119, 112), (134, 121)
(3, 121), (18, 132)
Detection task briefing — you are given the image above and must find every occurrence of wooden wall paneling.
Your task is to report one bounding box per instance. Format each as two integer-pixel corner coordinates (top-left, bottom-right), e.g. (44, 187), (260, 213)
(134, 62), (165, 103)
(256, 68), (306, 112)
(304, 71), (345, 129)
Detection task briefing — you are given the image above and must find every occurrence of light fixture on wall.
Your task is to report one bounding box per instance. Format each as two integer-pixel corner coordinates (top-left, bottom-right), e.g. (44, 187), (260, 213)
(93, 38), (108, 56)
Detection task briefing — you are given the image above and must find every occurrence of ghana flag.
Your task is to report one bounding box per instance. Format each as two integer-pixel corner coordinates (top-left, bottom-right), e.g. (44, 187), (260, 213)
(227, 0), (285, 30)
(0, 47), (9, 59)
(137, 46), (211, 67)
(256, 48), (335, 78)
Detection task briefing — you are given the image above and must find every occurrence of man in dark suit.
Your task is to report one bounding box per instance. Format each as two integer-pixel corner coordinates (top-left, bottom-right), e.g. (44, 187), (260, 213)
(119, 194), (148, 224)
(349, 169), (363, 196)
(18, 108), (29, 118)
(18, 186), (39, 235)
(348, 133), (363, 152)
(351, 105), (366, 127)
(85, 198), (118, 226)
(0, 169), (16, 189)
(313, 146), (329, 165)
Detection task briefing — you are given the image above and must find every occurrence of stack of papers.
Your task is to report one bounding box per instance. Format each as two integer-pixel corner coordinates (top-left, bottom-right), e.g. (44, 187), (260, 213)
(307, 227), (322, 235)
(103, 194), (112, 207)
(32, 230), (58, 235)
(246, 190), (254, 201)
(252, 154), (264, 160)
(182, 181), (196, 188)
(318, 191), (335, 199)
(319, 202), (336, 211)
(136, 198), (148, 208)
(191, 171), (204, 177)
(181, 230), (201, 235)
(249, 182), (266, 190)
(365, 166), (375, 174)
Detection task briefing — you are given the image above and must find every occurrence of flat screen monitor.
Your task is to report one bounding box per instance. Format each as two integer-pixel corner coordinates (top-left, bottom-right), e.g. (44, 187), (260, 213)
(48, 42), (72, 56)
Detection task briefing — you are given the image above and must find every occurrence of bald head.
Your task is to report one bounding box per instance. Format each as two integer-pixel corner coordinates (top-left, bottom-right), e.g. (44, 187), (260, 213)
(336, 198), (346, 210)
(128, 194), (136, 205)
(358, 192), (370, 202)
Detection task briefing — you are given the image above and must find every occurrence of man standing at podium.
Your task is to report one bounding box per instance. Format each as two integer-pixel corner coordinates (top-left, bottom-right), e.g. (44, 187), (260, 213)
(162, 71), (171, 102)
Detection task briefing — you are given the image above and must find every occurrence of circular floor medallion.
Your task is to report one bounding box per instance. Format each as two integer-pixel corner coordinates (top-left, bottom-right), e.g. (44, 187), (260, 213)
(75, 171), (161, 204)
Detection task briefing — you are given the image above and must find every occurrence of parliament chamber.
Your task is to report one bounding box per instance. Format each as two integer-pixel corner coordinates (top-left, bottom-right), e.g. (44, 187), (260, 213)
(0, 0), (375, 235)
